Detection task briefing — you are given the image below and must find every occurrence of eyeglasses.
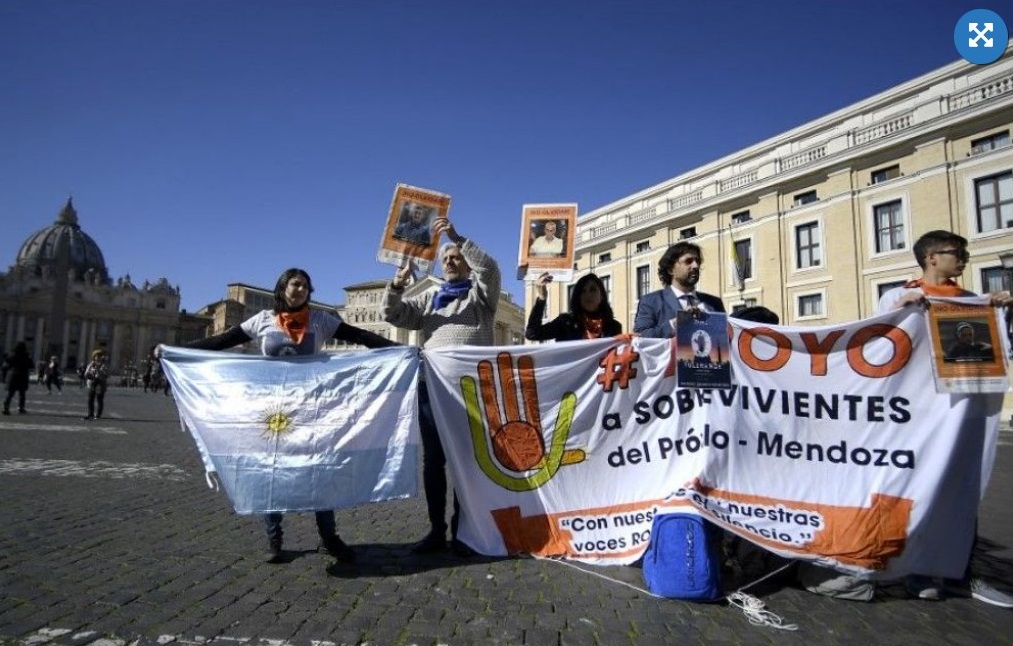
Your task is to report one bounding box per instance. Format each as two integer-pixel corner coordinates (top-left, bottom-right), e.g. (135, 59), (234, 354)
(934, 248), (970, 261)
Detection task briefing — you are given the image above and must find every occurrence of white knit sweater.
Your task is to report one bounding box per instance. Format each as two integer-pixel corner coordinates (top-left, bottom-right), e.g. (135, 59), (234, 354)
(382, 238), (501, 349)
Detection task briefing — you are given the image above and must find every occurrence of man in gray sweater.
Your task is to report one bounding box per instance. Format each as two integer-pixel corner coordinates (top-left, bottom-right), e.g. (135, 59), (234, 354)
(383, 216), (501, 554)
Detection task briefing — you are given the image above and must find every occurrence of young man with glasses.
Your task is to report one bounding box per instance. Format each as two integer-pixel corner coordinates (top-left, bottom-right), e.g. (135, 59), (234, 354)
(878, 229), (1013, 607)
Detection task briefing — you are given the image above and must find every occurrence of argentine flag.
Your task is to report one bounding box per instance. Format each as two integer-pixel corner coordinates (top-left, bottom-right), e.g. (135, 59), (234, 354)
(161, 346), (420, 514)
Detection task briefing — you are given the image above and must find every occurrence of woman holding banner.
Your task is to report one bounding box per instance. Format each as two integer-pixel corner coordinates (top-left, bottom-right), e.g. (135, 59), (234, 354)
(176, 267), (398, 564)
(525, 272), (622, 342)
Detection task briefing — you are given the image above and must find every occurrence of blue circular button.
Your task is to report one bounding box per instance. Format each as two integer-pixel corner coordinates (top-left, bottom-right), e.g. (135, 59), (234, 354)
(955, 9), (1009, 64)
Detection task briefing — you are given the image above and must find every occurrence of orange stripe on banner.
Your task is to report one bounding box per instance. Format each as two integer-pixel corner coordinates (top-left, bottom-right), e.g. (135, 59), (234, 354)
(518, 355), (541, 428)
(491, 499), (694, 557)
(690, 480), (912, 570)
(497, 353), (520, 420)
(477, 360), (502, 431)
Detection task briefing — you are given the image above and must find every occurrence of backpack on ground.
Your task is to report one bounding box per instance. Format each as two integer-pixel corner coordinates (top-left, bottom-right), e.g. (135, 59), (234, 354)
(642, 512), (722, 601)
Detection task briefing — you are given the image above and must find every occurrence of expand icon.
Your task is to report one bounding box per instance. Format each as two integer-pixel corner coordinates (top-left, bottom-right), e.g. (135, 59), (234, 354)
(954, 9), (1009, 65)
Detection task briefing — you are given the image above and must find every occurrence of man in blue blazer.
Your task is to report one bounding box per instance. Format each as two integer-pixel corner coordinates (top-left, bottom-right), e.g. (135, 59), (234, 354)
(634, 241), (725, 338)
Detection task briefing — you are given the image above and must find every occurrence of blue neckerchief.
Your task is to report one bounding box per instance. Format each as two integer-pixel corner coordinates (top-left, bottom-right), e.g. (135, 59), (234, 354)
(432, 279), (473, 310)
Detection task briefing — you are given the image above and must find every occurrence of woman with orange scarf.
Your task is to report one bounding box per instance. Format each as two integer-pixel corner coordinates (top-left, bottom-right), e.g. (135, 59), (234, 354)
(183, 267), (397, 565)
(524, 272), (622, 342)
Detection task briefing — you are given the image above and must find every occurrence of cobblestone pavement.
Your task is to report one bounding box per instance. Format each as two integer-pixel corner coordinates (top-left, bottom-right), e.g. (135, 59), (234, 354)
(1, 388), (1011, 646)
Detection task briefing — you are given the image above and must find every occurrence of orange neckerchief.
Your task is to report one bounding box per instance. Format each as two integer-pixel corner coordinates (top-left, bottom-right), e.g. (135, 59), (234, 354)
(276, 308), (310, 345)
(904, 278), (966, 297)
(580, 314), (604, 340)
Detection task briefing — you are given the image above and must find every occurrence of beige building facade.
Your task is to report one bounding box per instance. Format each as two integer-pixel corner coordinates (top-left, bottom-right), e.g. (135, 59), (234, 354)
(528, 51), (1013, 416)
(531, 53), (1013, 332)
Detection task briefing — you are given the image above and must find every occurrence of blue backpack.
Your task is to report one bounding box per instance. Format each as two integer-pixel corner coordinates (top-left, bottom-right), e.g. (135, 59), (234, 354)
(642, 513), (722, 601)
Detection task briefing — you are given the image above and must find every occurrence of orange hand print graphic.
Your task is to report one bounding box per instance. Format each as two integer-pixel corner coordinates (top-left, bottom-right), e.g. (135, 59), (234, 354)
(461, 352), (585, 491)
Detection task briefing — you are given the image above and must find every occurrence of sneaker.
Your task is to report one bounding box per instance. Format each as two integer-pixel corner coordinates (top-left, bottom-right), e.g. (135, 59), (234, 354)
(17, 409), (26, 414)
(905, 575), (942, 601)
(1, 410), (8, 416)
(321, 535), (356, 562)
(265, 539), (283, 564)
(411, 530), (447, 554)
(83, 415), (94, 420)
(959, 579), (1013, 608)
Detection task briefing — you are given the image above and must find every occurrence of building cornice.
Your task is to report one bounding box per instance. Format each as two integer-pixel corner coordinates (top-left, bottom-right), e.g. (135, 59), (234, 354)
(577, 48), (1013, 250)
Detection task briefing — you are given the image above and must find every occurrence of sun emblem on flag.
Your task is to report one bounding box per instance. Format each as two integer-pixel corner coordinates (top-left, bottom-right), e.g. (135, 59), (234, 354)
(261, 407), (295, 440)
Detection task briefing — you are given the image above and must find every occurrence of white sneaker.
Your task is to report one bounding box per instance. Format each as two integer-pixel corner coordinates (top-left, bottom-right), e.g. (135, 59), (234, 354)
(969, 579), (1013, 608)
(905, 575), (942, 601)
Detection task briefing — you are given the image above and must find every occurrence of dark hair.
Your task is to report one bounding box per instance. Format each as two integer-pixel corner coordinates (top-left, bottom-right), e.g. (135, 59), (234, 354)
(273, 268), (314, 313)
(731, 306), (780, 324)
(658, 242), (703, 286)
(913, 230), (967, 269)
(568, 273), (615, 320)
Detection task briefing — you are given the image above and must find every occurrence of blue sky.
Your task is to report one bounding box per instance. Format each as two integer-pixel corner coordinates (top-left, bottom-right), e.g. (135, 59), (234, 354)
(0, 0), (991, 312)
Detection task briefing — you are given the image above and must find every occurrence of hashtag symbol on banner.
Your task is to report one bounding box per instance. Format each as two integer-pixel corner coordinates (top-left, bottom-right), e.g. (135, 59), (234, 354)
(596, 345), (640, 392)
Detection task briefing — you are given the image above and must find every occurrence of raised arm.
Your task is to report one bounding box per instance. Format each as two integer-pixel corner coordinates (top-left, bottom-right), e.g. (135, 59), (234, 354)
(185, 326), (253, 351)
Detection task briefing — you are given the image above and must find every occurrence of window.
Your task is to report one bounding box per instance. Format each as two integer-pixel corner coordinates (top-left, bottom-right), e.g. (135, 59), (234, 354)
(156, 299), (166, 310)
(731, 210), (751, 224)
(598, 252), (612, 263)
(798, 294), (823, 317)
(974, 171), (1013, 233)
(982, 267), (1009, 293)
(871, 165), (900, 185)
(635, 240), (651, 253)
(877, 280), (908, 301)
(680, 227), (696, 239)
(733, 239), (752, 280)
(971, 131), (1010, 155)
(873, 200), (904, 252)
(600, 275), (612, 302)
(636, 265), (651, 299)
(795, 222), (821, 268)
(793, 190), (818, 206)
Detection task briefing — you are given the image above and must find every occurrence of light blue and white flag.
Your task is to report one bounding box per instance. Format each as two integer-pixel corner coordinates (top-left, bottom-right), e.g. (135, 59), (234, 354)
(161, 346), (420, 514)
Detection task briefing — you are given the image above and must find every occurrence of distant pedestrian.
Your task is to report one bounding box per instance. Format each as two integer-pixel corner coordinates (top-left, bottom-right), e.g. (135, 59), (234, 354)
(3, 342), (34, 415)
(44, 356), (63, 393)
(83, 349), (109, 420)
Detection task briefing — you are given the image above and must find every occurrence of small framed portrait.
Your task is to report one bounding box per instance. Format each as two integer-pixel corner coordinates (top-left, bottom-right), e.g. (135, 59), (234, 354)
(926, 301), (1008, 393)
(377, 184), (452, 273)
(518, 203), (577, 281)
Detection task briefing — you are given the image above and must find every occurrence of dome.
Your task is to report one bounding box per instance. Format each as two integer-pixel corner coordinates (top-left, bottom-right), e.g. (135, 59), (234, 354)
(16, 198), (110, 283)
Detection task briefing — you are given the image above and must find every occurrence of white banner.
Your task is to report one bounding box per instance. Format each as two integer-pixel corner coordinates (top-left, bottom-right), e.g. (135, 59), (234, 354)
(424, 306), (1003, 578)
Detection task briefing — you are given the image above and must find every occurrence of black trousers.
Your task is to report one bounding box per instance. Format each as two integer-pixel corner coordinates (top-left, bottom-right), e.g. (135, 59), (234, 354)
(418, 380), (459, 538)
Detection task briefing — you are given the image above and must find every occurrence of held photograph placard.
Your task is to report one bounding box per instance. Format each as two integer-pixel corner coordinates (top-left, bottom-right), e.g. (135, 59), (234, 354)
(377, 183), (452, 274)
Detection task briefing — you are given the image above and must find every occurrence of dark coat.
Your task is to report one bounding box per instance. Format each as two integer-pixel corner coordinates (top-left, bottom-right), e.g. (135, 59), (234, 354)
(4, 352), (34, 392)
(633, 288), (725, 338)
(525, 298), (623, 342)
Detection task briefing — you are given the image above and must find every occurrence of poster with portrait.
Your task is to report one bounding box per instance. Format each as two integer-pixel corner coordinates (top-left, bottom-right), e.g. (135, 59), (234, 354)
(377, 183), (452, 274)
(517, 203), (577, 282)
(925, 299), (1009, 393)
(674, 310), (731, 388)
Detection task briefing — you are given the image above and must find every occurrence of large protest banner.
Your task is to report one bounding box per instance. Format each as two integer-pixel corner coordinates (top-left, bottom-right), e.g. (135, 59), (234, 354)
(424, 303), (1005, 578)
(161, 346), (420, 514)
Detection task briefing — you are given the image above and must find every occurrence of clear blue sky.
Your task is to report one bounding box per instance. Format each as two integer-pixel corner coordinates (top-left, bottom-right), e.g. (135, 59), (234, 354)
(0, 0), (987, 312)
